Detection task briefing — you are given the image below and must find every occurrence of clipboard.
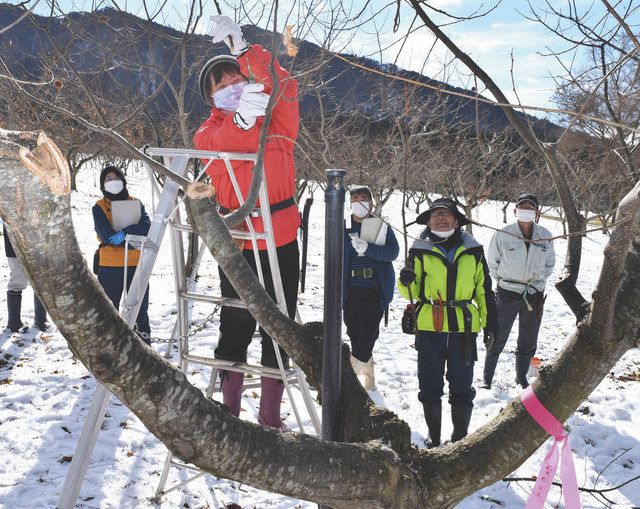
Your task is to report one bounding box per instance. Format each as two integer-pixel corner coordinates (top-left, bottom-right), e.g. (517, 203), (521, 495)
(111, 199), (141, 231)
(359, 216), (387, 246)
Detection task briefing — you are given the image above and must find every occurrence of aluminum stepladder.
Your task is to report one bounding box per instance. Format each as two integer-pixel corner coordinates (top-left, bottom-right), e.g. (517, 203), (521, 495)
(57, 148), (320, 508)
(147, 147), (320, 500)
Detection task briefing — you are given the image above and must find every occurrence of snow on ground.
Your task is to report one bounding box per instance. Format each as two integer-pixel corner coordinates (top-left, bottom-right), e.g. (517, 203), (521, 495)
(0, 164), (638, 508)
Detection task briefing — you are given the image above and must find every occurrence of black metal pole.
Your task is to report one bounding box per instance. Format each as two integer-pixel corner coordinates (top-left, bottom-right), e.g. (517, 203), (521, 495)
(299, 197), (313, 293)
(321, 169), (345, 447)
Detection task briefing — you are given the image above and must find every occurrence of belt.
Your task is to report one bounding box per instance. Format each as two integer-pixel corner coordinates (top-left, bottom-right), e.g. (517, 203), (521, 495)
(426, 298), (473, 308)
(351, 268), (375, 278)
(218, 196), (296, 217)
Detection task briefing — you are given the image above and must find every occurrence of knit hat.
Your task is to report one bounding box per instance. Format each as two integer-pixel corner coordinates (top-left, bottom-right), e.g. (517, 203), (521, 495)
(516, 193), (539, 208)
(199, 54), (240, 105)
(415, 197), (470, 226)
(99, 165), (127, 192)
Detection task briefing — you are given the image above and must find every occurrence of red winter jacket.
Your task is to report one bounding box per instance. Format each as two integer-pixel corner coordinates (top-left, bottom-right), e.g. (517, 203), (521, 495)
(193, 44), (300, 250)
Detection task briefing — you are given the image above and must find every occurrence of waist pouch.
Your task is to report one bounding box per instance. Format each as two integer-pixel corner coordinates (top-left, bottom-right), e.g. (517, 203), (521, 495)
(402, 304), (416, 334)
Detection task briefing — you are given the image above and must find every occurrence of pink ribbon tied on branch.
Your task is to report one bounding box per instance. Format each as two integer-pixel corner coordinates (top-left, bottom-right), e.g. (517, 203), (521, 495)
(521, 386), (582, 509)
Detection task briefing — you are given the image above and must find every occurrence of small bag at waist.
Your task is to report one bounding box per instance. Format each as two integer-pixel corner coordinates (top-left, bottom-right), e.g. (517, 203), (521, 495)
(218, 196), (296, 217)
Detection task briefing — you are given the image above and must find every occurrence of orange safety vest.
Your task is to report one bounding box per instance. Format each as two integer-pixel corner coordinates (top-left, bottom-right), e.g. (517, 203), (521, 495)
(96, 197), (141, 267)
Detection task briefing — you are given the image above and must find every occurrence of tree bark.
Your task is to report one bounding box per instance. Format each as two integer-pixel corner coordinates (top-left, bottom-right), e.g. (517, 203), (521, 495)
(2, 129), (639, 508)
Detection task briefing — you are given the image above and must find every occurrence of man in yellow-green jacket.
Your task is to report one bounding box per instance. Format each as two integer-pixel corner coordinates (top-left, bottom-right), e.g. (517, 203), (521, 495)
(398, 198), (497, 447)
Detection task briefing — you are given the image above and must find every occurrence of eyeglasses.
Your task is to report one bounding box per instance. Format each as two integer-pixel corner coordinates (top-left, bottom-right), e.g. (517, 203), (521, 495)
(431, 210), (453, 218)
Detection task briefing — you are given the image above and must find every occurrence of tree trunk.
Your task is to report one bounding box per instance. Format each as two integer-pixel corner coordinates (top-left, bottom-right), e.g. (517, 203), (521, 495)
(1, 130), (639, 508)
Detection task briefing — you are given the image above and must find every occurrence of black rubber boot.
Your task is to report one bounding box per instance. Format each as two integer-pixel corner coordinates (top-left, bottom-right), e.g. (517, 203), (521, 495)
(34, 294), (47, 331)
(482, 353), (500, 389)
(451, 404), (473, 442)
(422, 402), (442, 448)
(515, 356), (531, 389)
(6, 290), (24, 332)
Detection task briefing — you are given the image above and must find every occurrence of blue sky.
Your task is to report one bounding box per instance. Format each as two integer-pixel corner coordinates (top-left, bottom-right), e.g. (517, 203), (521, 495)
(25, 0), (639, 114)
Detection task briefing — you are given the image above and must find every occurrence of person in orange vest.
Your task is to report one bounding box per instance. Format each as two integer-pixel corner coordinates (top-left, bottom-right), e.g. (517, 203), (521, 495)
(92, 165), (151, 344)
(194, 15), (300, 429)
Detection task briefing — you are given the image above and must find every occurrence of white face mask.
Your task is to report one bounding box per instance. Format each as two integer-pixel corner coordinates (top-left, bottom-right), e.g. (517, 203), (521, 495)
(104, 180), (124, 195)
(516, 209), (537, 223)
(351, 201), (370, 218)
(433, 228), (455, 239)
(212, 82), (246, 111)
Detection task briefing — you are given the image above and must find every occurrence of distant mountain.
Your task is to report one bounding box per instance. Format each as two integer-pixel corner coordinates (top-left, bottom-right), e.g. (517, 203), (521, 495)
(0, 3), (561, 138)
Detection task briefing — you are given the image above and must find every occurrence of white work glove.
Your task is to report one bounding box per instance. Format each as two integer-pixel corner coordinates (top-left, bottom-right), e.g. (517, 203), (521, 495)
(207, 15), (249, 56)
(351, 236), (368, 255)
(234, 83), (270, 130)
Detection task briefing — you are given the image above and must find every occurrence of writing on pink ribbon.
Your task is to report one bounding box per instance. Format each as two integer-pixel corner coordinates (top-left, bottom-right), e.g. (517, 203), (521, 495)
(521, 386), (581, 509)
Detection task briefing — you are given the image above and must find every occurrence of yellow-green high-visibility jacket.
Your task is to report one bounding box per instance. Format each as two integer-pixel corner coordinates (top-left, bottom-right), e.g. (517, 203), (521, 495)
(398, 230), (497, 334)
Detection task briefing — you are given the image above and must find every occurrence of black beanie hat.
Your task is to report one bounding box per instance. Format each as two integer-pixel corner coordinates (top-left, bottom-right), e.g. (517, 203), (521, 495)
(100, 165), (127, 192)
(199, 54), (240, 105)
(415, 197), (470, 226)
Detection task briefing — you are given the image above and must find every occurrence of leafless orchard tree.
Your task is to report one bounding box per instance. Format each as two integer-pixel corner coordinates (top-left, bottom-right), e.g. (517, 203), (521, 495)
(533, 4), (640, 233)
(557, 131), (633, 233)
(1, 1), (640, 507)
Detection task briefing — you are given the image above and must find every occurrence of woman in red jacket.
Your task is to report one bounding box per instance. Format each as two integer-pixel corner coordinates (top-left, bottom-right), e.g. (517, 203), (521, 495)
(194, 15), (300, 430)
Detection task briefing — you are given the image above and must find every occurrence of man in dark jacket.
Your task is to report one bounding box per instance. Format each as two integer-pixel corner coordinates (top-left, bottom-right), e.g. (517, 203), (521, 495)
(343, 186), (399, 390)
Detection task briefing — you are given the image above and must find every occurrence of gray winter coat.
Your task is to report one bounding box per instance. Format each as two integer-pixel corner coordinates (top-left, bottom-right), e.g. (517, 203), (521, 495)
(487, 222), (555, 294)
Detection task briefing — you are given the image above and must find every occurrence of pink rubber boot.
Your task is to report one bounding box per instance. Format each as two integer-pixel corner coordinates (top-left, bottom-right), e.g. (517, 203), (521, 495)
(220, 370), (244, 417)
(258, 377), (289, 430)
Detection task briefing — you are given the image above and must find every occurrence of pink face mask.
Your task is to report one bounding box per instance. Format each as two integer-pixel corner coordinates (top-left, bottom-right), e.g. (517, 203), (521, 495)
(212, 82), (246, 111)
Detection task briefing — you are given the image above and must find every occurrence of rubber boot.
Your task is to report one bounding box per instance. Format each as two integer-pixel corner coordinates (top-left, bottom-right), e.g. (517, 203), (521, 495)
(482, 353), (500, 389)
(258, 376), (288, 430)
(515, 356), (531, 389)
(350, 355), (363, 375)
(422, 402), (442, 448)
(34, 295), (47, 332)
(219, 370), (244, 417)
(361, 357), (377, 390)
(6, 290), (24, 333)
(351, 356), (376, 390)
(451, 404), (473, 442)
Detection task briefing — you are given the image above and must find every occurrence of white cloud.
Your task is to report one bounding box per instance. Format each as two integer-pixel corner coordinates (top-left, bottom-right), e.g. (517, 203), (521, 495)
(368, 16), (574, 110)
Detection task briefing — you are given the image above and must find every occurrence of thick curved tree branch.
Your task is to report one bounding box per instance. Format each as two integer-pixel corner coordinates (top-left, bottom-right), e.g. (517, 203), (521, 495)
(0, 130), (423, 508)
(2, 115), (640, 506)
